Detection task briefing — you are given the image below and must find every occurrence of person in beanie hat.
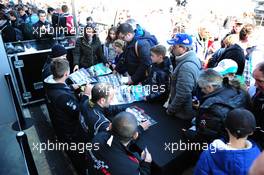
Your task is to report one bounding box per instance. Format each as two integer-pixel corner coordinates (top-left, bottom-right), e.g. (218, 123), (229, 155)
(195, 108), (261, 175)
(42, 44), (67, 81)
(51, 44), (67, 58)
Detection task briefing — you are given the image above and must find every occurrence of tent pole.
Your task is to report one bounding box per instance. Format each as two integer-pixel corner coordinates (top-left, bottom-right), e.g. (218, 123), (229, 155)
(71, 0), (79, 37)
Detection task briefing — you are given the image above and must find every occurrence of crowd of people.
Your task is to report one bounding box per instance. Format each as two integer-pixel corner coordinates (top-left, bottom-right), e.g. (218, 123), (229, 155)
(43, 18), (264, 175)
(1, 1), (264, 175)
(0, 2), (76, 42)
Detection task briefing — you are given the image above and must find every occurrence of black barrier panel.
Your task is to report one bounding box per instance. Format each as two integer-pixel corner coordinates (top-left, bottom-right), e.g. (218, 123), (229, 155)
(5, 73), (24, 130)
(5, 37), (76, 105)
(10, 53), (50, 104)
(16, 131), (39, 175)
(9, 49), (74, 105)
(5, 73), (33, 131)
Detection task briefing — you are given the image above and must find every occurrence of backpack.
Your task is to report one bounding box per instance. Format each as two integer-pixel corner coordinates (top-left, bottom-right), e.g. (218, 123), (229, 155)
(134, 34), (158, 57)
(196, 87), (247, 140)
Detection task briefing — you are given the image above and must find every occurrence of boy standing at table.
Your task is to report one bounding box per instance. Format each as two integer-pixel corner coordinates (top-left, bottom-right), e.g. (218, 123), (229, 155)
(143, 45), (173, 103)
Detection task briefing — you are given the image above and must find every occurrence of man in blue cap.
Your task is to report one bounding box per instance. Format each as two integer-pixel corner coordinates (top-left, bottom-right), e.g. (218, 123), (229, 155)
(166, 33), (202, 120)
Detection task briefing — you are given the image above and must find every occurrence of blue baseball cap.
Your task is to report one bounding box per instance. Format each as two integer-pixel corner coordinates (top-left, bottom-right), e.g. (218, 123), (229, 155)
(167, 33), (193, 46)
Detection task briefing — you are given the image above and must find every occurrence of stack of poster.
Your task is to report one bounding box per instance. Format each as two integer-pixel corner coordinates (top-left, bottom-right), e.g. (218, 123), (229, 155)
(68, 68), (97, 85)
(130, 85), (150, 101)
(68, 63), (112, 85)
(68, 63), (150, 105)
(110, 85), (150, 105)
(97, 74), (122, 87)
(126, 106), (157, 126)
(87, 63), (112, 77)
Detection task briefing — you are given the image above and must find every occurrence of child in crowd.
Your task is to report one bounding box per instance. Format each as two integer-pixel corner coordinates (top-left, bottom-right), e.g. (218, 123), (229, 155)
(111, 39), (125, 70)
(104, 27), (117, 64)
(143, 45), (173, 103)
(194, 108), (261, 175)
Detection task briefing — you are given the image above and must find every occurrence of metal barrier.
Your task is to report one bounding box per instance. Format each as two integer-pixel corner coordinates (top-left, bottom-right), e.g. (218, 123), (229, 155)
(16, 131), (39, 175)
(4, 73), (33, 131)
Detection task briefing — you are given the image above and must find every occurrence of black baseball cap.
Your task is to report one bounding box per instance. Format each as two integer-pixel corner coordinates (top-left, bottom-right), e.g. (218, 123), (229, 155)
(225, 108), (256, 138)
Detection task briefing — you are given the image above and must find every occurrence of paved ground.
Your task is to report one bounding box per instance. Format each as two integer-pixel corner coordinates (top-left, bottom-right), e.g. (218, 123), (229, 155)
(0, 103), (76, 175)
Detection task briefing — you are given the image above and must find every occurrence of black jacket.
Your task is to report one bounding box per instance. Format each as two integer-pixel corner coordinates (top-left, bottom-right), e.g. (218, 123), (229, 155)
(143, 56), (173, 103)
(88, 132), (151, 175)
(217, 44), (245, 75)
(32, 20), (53, 39)
(115, 33), (152, 84)
(73, 36), (106, 68)
(0, 20), (16, 42)
(44, 76), (86, 142)
(42, 57), (52, 81)
(196, 85), (250, 141)
(80, 99), (127, 141)
(252, 89), (264, 129)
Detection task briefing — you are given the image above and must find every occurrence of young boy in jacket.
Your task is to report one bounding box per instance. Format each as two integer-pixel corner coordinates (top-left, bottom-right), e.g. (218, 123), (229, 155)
(44, 59), (92, 174)
(143, 44), (173, 103)
(194, 108), (261, 175)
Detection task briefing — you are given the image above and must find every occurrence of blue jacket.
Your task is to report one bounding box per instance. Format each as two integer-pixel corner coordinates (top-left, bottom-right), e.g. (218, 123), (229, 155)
(194, 140), (261, 175)
(115, 32), (152, 84)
